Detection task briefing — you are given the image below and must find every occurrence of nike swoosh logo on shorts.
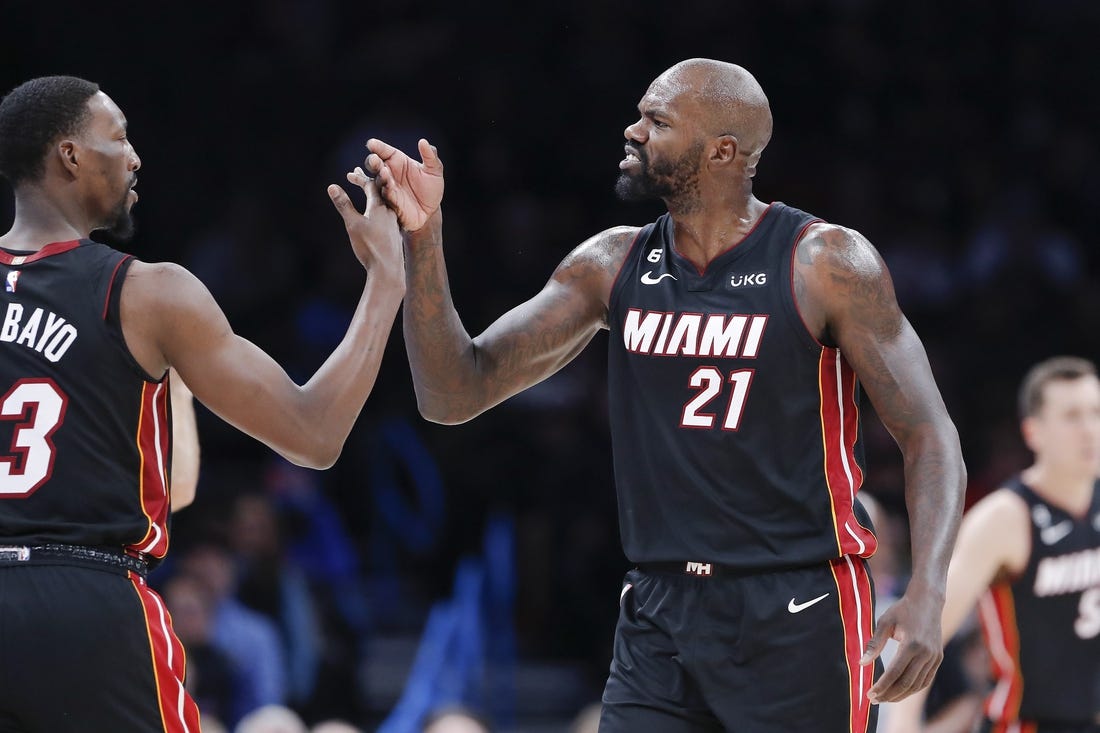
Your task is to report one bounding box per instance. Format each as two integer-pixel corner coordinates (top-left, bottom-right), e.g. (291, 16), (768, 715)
(640, 271), (677, 285)
(788, 593), (830, 613)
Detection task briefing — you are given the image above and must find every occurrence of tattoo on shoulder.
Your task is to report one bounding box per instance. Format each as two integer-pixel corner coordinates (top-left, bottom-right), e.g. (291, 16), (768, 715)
(799, 226), (902, 340)
(555, 226), (638, 293)
(582, 226), (640, 278)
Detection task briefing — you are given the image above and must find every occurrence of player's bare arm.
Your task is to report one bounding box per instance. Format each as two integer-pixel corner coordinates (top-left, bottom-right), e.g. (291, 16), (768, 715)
(883, 489), (1029, 733)
(794, 223), (967, 704)
(365, 135), (636, 423)
(168, 367), (199, 511)
(121, 176), (405, 470)
(403, 212), (637, 423)
(941, 488), (1030, 638)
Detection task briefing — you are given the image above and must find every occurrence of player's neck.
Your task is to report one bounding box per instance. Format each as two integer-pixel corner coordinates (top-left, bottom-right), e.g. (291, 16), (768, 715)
(0, 189), (89, 251)
(1022, 463), (1095, 517)
(667, 194), (768, 271)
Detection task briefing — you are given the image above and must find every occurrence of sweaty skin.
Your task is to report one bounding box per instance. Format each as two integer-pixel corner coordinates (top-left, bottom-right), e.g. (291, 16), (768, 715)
(367, 58), (965, 706)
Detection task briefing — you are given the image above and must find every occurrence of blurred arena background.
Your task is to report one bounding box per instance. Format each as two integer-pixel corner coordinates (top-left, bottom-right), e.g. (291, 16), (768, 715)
(3, 1), (1098, 731)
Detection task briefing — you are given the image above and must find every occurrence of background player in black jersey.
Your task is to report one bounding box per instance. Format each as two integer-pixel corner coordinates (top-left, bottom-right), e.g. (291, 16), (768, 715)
(366, 58), (965, 732)
(886, 356), (1100, 733)
(0, 76), (404, 731)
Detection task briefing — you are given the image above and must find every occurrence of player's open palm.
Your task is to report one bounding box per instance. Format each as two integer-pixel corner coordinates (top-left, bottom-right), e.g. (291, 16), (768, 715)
(862, 591), (944, 704)
(365, 137), (444, 231)
(328, 169), (404, 283)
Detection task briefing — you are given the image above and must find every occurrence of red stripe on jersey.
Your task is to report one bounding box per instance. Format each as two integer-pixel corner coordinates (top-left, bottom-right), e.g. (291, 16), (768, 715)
(128, 380), (170, 558)
(979, 584), (1025, 723)
(129, 572), (201, 733)
(829, 556), (875, 732)
(0, 239), (80, 265)
(102, 254), (133, 320)
(818, 349), (877, 558)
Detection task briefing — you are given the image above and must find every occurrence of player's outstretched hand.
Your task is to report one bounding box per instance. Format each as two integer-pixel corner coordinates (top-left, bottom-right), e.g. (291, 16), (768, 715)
(861, 591), (944, 704)
(364, 137), (444, 232)
(328, 168), (404, 284)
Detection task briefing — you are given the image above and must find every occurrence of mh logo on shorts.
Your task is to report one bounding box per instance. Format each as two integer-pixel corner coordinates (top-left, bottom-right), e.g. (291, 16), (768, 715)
(685, 562), (713, 576)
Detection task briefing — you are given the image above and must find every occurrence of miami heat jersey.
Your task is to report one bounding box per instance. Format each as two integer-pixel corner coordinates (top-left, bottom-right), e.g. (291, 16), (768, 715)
(607, 203), (877, 568)
(0, 239), (171, 558)
(977, 477), (1100, 725)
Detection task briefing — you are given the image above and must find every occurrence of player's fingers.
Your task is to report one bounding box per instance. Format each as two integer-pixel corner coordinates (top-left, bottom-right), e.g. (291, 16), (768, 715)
(418, 138), (444, 172)
(914, 651), (943, 693)
(377, 164), (398, 194)
(859, 621), (891, 666)
(376, 178), (399, 212)
(867, 645), (908, 703)
(366, 138), (398, 159)
(875, 660), (919, 699)
(327, 184), (358, 226)
(362, 176), (384, 214)
(878, 657), (926, 703)
(347, 167), (369, 188)
(364, 153), (384, 176)
(870, 637), (938, 703)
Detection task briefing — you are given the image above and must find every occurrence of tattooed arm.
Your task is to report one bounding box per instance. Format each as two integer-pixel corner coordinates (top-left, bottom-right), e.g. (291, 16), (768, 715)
(403, 210), (637, 424)
(364, 137), (636, 424)
(794, 224), (966, 704)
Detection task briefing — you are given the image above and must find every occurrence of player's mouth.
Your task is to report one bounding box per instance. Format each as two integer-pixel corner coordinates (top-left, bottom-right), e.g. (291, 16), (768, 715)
(620, 145), (643, 171)
(128, 177), (139, 203)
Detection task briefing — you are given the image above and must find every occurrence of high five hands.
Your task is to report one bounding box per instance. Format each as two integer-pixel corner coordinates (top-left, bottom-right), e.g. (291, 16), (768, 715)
(365, 138), (445, 232)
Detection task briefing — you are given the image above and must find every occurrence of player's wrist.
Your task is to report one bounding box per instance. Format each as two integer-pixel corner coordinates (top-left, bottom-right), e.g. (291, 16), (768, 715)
(403, 207), (443, 243)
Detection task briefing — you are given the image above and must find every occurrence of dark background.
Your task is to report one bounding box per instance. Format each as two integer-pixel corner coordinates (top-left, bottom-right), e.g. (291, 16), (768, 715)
(3, 0), (1098, 727)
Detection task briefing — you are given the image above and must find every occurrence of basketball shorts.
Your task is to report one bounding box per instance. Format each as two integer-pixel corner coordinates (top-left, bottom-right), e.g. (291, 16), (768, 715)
(0, 557), (200, 732)
(599, 557), (881, 732)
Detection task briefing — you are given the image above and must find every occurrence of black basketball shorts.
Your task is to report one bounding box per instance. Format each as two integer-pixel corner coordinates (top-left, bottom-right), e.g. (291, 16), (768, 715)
(0, 559), (200, 732)
(599, 557), (881, 733)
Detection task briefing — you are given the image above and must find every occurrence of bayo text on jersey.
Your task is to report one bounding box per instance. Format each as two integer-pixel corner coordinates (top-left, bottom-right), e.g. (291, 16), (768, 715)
(1, 303), (78, 363)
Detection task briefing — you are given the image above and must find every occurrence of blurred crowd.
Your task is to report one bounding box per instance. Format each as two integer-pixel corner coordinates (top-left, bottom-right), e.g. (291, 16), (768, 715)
(3, 0), (1098, 729)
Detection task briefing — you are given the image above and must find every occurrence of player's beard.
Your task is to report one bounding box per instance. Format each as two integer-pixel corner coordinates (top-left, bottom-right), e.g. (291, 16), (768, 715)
(615, 140), (704, 206)
(94, 194), (136, 242)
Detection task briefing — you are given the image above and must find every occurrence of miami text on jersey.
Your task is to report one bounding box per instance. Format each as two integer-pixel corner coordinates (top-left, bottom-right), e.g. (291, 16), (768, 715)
(1033, 546), (1100, 597)
(622, 308), (768, 358)
(0, 303), (78, 363)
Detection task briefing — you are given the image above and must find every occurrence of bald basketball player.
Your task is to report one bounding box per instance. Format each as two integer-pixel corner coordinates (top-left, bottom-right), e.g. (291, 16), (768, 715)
(365, 59), (966, 732)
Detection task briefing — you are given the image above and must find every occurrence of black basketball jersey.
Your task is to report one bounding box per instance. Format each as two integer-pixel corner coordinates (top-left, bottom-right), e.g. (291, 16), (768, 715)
(0, 239), (171, 558)
(977, 477), (1100, 725)
(607, 203), (877, 568)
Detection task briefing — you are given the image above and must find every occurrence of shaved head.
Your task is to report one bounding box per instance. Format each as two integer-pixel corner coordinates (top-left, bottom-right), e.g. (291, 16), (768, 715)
(618, 58), (773, 211)
(655, 58), (772, 162)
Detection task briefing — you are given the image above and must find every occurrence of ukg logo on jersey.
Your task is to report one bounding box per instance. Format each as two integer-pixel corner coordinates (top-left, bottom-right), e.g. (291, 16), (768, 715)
(729, 272), (768, 289)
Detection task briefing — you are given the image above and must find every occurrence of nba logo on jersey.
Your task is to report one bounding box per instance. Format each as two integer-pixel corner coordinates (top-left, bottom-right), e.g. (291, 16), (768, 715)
(5, 271), (19, 293)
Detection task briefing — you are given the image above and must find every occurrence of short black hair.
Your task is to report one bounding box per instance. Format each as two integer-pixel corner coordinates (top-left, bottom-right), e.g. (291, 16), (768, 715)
(1018, 355), (1097, 419)
(0, 75), (100, 186)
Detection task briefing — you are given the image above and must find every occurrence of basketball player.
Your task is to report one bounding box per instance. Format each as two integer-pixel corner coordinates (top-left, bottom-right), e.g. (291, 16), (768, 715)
(886, 356), (1100, 733)
(366, 58), (966, 731)
(0, 76), (404, 731)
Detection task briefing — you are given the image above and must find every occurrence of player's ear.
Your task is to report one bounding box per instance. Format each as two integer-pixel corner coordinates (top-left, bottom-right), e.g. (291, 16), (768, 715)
(1020, 416), (1040, 454)
(56, 140), (80, 178)
(711, 134), (738, 165)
